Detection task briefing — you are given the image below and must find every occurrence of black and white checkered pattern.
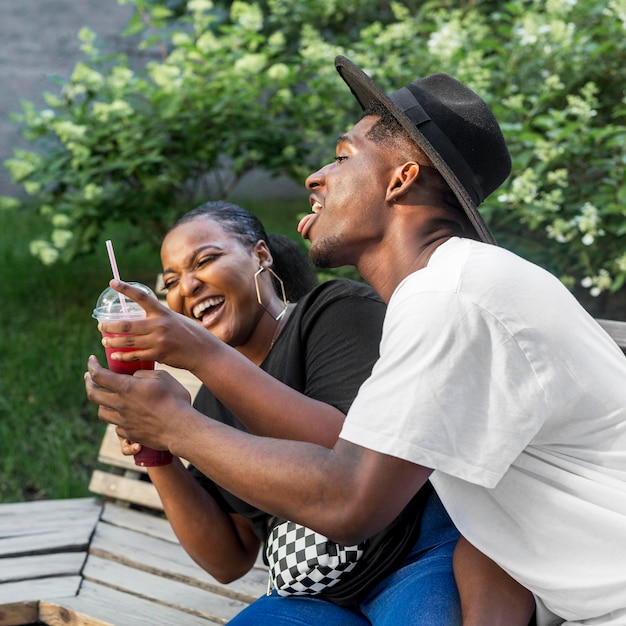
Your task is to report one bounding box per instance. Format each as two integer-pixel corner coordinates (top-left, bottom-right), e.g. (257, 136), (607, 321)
(266, 520), (365, 596)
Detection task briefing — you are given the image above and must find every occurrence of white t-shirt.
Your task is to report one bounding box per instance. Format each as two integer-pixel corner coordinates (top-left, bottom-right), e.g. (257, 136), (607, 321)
(340, 238), (626, 625)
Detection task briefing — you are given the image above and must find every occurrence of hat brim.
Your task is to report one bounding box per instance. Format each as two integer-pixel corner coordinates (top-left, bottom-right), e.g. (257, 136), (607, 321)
(334, 56), (496, 245)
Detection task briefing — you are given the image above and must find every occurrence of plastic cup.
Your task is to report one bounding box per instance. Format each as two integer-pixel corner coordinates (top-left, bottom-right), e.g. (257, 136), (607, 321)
(93, 282), (173, 467)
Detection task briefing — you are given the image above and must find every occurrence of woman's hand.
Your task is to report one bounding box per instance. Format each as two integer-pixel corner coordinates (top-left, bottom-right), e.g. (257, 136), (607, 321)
(115, 426), (142, 456)
(98, 279), (215, 373)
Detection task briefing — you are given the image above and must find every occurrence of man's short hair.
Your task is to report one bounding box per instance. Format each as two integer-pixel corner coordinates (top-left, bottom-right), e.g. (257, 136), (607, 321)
(362, 103), (433, 165)
(362, 104), (462, 210)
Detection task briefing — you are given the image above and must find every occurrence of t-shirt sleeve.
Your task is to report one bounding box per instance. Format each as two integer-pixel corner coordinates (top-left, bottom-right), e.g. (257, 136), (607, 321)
(340, 290), (550, 488)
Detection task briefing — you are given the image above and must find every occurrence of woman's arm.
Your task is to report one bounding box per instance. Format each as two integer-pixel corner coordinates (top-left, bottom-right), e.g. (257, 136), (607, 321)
(117, 434), (258, 582)
(190, 338), (346, 446)
(149, 457), (260, 583)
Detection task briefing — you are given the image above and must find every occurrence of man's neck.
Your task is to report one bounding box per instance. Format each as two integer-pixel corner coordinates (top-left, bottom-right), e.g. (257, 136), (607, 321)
(359, 238), (453, 302)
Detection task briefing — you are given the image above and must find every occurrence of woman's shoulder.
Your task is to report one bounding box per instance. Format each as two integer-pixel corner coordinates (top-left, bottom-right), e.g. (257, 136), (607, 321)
(288, 279), (385, 337)
(302, 278), (383, 307)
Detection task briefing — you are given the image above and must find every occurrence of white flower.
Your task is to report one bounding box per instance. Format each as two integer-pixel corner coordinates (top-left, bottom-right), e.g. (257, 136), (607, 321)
(52, 229), (73, 249)
(616, 252), (626, 273)
(231, 1), (263, 31)
(149, 63), (182, 91)
(604, 0), (626, 29)
(72, 63), (104, 90)
(234, 54), (266, 75)
(83, 184), (103, 201)
(267, 63), (289, 82)
(30, 240), (59, 265)
(51, 214), (72, 228)
(188, 0), (214, 13)
(53, 121), (87, 144)
(24, 181), (41, 195)
(196, 31), (218, 54)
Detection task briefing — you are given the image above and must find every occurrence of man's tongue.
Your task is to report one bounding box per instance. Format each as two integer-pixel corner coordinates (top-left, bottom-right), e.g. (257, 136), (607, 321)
(297, 213), (318, 240)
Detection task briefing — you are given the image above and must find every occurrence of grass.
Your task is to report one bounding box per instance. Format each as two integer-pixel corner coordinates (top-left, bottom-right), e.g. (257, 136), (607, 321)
(0, 198), (307, 504)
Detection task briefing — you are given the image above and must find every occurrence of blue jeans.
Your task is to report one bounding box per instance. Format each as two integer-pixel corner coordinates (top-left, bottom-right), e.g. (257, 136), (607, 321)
(227, 489), (461, 625)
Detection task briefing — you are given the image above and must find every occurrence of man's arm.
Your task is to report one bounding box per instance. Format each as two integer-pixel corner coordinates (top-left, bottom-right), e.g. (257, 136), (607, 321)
(85, 356), (432, 545)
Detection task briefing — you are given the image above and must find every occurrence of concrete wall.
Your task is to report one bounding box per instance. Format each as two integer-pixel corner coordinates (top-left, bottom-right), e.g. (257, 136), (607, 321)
(0, 0), (305, 200)
(0, 0), (137, 197)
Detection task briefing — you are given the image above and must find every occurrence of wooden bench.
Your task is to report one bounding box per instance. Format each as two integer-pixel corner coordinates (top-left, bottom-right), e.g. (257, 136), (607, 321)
(1, 318), (625, 625)
(0, 498), (267, 626)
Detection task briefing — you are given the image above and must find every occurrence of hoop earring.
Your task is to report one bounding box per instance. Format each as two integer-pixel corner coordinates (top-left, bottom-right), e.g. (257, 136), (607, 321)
(254, 266), (289, 320)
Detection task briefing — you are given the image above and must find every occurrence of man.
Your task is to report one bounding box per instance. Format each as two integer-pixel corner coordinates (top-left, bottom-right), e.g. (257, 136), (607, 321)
(86, 56), (626, 625)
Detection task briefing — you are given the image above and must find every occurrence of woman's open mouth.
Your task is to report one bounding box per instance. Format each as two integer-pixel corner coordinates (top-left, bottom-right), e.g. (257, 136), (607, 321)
(192, 296), (225, 324)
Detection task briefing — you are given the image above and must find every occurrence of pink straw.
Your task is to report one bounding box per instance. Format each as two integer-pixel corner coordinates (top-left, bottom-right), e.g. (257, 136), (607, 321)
(105, 239), (128, 313)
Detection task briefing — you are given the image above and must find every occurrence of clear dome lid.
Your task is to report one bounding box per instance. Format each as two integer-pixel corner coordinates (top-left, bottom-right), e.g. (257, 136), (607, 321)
(92, 281), (155, 321)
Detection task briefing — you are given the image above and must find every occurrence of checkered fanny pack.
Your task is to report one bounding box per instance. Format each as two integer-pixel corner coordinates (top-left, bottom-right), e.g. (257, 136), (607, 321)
(266, 519), (366, 597)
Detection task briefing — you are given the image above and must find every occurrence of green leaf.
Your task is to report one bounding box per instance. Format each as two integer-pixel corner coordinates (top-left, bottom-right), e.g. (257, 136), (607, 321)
(121, 13), (146, 37)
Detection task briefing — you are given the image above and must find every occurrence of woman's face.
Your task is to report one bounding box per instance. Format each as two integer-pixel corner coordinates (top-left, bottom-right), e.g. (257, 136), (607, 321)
(161, 218), (268, 348)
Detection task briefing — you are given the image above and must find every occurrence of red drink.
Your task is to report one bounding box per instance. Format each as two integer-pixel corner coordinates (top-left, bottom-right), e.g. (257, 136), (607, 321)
(94, 283), (172, 467)
(102, 332), (156, 375)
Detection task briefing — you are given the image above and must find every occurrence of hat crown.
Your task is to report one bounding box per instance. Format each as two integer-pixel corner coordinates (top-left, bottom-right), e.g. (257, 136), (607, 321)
(393, 74), (511, 203)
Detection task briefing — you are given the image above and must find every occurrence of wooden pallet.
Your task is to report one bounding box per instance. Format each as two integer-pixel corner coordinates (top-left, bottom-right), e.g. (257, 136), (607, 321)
(0, 497), (267, 625)
(0, 363), (267, 626)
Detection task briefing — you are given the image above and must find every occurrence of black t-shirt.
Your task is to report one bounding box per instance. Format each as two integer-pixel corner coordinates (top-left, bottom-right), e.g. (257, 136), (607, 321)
(189, 278), (386, 541)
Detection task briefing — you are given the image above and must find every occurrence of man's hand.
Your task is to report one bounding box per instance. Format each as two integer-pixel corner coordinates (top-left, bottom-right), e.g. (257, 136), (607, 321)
(84, 354), (191, 450)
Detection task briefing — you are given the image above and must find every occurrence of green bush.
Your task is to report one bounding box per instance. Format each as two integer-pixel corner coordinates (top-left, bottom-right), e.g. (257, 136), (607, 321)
(3, 0), (625, 305)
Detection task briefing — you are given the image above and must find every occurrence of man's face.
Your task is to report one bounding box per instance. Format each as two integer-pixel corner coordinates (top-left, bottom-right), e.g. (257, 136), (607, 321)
(301, 116), (396, 269)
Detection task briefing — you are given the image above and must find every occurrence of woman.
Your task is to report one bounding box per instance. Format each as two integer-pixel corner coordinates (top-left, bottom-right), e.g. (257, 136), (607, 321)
(97, 201), (462, 624)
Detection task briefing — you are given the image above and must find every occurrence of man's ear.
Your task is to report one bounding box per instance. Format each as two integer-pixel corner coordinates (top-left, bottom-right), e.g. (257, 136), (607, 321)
(385, 162), (421, 203)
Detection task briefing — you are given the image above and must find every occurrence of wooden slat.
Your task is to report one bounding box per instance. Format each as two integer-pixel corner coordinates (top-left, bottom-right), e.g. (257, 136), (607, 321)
(0, 552), (85, 584)
(0, 497), (102, 536)
(100, 502), (267, 569)
(100, 501), (175, 542)
(89, 520), (267, 604)
(0, 601), (39, 626)
(597, 318), (626, 351)
(88, 470), (163, 511)
(0, 524), (95, 558)
(40, 581), (221, 626)
(83, 556), (249, 623)
(0, 498), (102, 558)
(0, 576), (82, 604)
(90, 518), (212, 583)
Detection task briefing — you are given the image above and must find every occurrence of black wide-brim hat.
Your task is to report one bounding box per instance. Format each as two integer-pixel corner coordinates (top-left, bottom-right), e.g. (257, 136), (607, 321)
(334, 56), (511, 245)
